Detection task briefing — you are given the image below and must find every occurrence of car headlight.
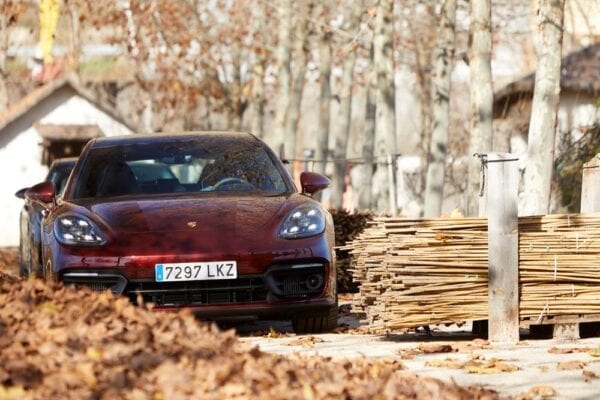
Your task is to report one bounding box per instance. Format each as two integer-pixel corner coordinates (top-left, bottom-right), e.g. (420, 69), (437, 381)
(54, 215), (107, 246)
(279, 204), (325, 239)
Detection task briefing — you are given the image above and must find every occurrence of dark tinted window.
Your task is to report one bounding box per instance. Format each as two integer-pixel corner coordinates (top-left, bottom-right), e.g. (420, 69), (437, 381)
(47, 164), (75, 195)
(72, 138), (288, 199)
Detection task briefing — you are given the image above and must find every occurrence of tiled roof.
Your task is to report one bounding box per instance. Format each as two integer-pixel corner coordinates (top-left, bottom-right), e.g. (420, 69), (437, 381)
(494, 43), (600, 114)
(0, 74), (135, 133)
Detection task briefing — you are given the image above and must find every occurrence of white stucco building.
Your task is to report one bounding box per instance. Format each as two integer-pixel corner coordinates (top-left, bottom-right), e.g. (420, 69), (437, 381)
(0, 76), (134, 247)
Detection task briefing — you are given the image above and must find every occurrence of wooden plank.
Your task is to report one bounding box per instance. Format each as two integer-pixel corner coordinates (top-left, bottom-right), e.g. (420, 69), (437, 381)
(581, 154), (600, 213)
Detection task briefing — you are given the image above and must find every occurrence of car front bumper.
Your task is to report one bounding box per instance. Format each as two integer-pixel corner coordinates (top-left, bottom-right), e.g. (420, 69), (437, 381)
(59, 259), (336, 319)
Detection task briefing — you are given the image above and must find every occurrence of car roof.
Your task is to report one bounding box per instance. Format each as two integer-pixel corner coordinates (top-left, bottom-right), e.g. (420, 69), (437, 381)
(90, 131), (259, 149)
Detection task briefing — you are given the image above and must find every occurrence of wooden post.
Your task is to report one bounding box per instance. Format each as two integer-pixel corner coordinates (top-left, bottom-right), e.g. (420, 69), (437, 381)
(581, 154), (600, 213)
(552, 155), (600, 340)
(552, 154), (600, 340)
(486, 153), (519, 344)
(388, 154), (398, 216)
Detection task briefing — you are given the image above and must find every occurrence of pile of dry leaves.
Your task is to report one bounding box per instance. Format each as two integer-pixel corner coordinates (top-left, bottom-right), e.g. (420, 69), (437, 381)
(0, 249), (18, 275)
(0, 274), (499, 399)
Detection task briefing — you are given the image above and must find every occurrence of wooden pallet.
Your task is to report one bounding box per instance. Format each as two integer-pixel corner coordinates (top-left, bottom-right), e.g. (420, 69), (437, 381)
(520, 314), (600, 328)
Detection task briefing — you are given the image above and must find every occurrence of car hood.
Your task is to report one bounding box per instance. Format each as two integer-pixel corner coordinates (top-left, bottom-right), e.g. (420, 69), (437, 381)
(85, 194), (290, 236)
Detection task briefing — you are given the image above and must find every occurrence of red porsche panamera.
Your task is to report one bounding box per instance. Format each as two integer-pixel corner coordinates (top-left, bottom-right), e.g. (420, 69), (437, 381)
(25, 132), (337, 333)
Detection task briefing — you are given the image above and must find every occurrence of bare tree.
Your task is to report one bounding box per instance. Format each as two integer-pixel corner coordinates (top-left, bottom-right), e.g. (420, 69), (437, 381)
(423, 0), (458, 217)
(64, 0), (82, 73)
(466, 0), (493, 216)
(522, 0), (565, 215)
(371, 0), (396, 213)
(284, 2), (313, 160)
(314, 4), (333, 177)
(353, 42), (377, 211)
(330, 1), (363, 209)
(250, 16), (268, 137)
(0, 1), (25, 113)
(265, 0), (292, 157)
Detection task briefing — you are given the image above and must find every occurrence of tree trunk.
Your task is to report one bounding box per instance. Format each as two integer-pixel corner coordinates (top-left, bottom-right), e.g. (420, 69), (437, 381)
(251, 56), (266, 138)
(423, 0), (457, 217)
(0, 7), (9, 113)
(330, 1), (362, 210)
(265, 0), (292, 157)
(371, 0), (396, 214)
(249, 0), (267, 137)
(66, 1), (81, 73)
(353, 44), (377, 211)
(284, 3), (312, 161)
(229, 47), (244, 131)
(522, 0), (565, 216)
(314, 10), (332, 177)
(466, 0), (493, 216)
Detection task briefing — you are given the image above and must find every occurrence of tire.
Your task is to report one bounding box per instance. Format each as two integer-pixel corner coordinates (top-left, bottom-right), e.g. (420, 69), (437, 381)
(18, 241), (28, 278)
(292, 304), (338, 334)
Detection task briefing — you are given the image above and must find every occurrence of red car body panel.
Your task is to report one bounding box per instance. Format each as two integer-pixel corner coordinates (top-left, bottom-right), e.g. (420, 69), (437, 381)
(38, 132), (336, 321)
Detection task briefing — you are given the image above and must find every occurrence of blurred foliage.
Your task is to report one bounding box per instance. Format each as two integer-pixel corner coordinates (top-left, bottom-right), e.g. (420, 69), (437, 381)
(330, 209), (373, 293)
(555, 121), (600, 212)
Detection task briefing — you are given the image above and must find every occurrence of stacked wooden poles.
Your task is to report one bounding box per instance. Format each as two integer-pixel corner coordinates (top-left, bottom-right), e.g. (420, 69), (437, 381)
(344, 213), (600, 332)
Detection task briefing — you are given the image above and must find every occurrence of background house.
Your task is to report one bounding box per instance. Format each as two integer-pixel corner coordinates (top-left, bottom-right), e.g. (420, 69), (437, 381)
(493, 43), (600, 161)
(492, 43), (600, 212)
(0, 75), (133, 247)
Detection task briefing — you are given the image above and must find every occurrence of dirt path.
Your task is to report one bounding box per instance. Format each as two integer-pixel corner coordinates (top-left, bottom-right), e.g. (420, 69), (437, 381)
(240, 309), (600, 399)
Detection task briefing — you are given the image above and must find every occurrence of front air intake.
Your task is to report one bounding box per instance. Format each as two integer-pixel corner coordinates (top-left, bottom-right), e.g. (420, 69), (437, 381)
(265, 263), (326, 299)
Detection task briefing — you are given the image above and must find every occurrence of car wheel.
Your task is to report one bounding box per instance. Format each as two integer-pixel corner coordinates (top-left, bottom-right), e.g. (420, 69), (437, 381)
(291, 304), (338, 334)
(31, 244), (43, 278)
(18, 240), (29, 278)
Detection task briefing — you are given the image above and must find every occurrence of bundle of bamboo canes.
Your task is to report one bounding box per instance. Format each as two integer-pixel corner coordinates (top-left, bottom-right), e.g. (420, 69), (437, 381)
(344, 213), (600, 332)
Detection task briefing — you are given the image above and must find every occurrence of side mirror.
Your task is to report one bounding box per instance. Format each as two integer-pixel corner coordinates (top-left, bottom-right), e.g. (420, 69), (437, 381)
(300, 171), (330, 196)
(25, 181), (55, 204)
(14, 188), (28, 199)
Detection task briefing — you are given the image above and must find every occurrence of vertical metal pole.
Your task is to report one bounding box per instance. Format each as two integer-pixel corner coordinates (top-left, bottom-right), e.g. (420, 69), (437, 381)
(487, 152), (519, 344)
(581, 154), (600, 213)
(387, 154), (398, 216)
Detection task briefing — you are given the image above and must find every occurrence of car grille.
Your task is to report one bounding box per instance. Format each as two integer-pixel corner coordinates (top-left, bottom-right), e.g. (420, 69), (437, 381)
(126, 277), (268, 307)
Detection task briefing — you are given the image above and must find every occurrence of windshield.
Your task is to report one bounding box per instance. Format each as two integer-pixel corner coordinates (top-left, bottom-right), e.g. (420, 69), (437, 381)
(71, 138), (288, 199)
(47, 163), (75, 195)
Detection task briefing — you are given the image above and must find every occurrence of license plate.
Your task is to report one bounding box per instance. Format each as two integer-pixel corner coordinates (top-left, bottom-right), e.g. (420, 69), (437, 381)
(155, 261), (237, 282)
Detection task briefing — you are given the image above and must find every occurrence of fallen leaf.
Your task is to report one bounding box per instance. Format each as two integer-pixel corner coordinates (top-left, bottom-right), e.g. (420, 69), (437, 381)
(287, 336), (325, 348)
(520, 385), (557, 398)
(452, 339), (491, 352)
(557, 361), (587, 371)
(468, 353), (484, 360)
(265, 327), (287, 338)
(302, 383), (315, 400)
(464, 359), (519, 374)
(417, 343), (453, 353)
(395, 348), (418, 360)
(425, 358), (463, 369)
(583, 370), (597, 382)
(548, 347), (590, 354)
(86, 347), (102, 360)
(0, 385), (26, 400)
